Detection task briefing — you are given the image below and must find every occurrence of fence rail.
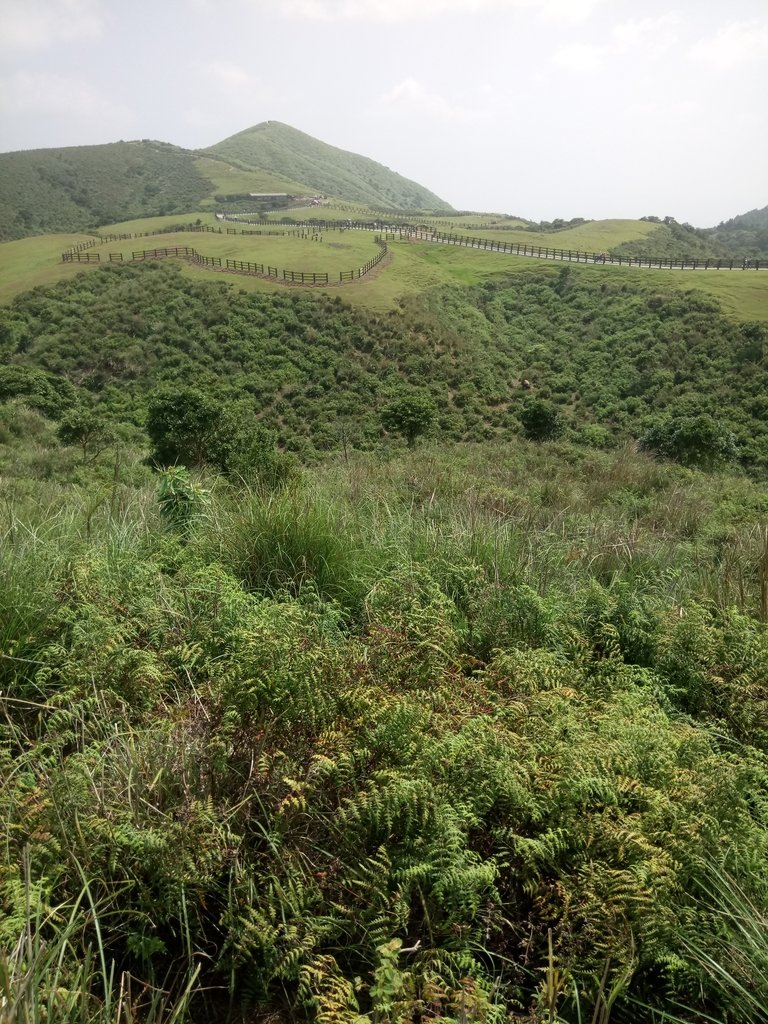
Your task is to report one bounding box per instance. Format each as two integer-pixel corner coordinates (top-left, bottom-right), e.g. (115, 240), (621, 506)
(396, 228), (764, 270)
(61, 251), (101, 263)
(61, 224), (390, 286)
(217, 213), (765, 270)
(62, 217), (760, 281)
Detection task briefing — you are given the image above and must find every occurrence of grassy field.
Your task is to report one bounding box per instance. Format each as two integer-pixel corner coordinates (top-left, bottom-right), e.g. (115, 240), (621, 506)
(2, 217), (766, 321)
(424, 217), (663, 249)
(0, 232), (98, 302)
(91, 229), (381, 275)
(337, 239), (768, 319)
(194, 156), (311, 202)
(417, 212), (530, 228)
(265, 202), (380, 222)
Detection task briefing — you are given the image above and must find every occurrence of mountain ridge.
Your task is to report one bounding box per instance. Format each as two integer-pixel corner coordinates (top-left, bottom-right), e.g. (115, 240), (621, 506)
(203, 120), (452, 212)
(0, 122), (452, 241)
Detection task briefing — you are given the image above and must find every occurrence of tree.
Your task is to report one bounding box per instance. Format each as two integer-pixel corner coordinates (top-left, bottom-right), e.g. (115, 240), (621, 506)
(0, 366), (76, 418)
(146, 385), (221, 468)
(56, 407), (113, 462)
(381, 389), (437, 448)
(640, 414), (738, 468)
(146, 386), (295, 488)
(520, 399), (565, 442)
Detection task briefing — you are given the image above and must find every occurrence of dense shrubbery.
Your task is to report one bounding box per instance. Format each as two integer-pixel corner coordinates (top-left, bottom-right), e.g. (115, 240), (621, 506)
(1, 262), (767, 472)
(0, 141), (212, 240)
(3, 261), (768, 1022)
(3, 442), (768, 1022)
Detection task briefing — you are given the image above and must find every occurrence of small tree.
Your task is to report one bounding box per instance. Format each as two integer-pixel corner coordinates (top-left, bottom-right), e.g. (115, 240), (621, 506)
(520, 399), (565, 442)
(56, 407), (113, 462)
(381, 389), (436, 448)
(640, 414), (737, 468)
(146, 385), (222, 468)
(157, 466), (207, 533)
(147, 386), (294, 488)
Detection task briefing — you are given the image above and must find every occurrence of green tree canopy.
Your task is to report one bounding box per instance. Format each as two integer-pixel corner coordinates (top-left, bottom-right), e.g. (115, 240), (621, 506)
(381, 388), (437, 448)
(640, 414), (738, 468)
(520, 398), (566, 442)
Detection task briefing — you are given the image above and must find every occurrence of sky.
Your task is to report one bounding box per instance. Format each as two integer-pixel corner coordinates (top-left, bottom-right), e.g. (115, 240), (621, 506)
(0, 0), (766, 226)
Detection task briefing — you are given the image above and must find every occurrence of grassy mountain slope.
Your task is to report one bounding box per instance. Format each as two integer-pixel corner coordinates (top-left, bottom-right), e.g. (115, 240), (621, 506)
(717, 204), (768, 231)
(0, 141), (214, 241)
(614, 206), (768, 262)
(708, 202), (768, 257)
(2, 260), (766, 470)
(193, 155), (311, 205)
(204, 120), (453, 211)
(3, 219), (768, 1022)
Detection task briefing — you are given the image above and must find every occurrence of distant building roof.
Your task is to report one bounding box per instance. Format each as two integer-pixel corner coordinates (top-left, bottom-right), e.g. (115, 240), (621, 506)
(249, 192), (291, 198)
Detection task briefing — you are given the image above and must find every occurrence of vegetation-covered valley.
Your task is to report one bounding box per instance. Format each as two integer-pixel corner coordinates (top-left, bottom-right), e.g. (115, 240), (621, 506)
(2, 261), (766, 470)
(2, 236), (768, 1024)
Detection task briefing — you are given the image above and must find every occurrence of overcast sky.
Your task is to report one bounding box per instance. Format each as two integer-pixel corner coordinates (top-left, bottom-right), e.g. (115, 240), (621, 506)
(1, 0), (766, 226)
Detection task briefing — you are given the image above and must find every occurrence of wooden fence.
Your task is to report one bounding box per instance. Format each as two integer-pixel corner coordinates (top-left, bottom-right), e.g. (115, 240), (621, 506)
(61, 233), (389, 286)
(216, 213), (765, 270)
(394, 228), (764, 270)
(339, 240), (388, 282)
(61, 251), (101, 263)
(60, 219), (764, 275)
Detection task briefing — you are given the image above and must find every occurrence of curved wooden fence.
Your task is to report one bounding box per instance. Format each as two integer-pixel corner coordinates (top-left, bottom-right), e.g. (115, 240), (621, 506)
(61, 225), (389, 284)
(61, 219), (764, 278)
(218, 214), (765, 271)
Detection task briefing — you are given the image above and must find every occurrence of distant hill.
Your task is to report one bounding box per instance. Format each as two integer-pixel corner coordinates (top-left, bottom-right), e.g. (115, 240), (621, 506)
(0, 123), (452, 241)
(707, 204), (768, 258)
(610, 205), (768, 262)
(204, 121), (452, 212)
(716, 205), (768, 231)
(0, 141), (212, 242)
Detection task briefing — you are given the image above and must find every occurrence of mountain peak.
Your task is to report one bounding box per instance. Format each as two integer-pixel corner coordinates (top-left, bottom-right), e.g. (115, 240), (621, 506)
(204, 121), (452, 212)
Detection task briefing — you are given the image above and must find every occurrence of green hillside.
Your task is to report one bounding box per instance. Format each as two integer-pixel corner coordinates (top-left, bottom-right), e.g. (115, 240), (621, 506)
(204, 120), (453, 211)
(614, 207), (768, 262)
(7, 117), (768, 1024)
(708, 203), (768, 257)
(3, 257), (768, 1021)
(2, 259), (766, 470)
(0, 141), (213, 241)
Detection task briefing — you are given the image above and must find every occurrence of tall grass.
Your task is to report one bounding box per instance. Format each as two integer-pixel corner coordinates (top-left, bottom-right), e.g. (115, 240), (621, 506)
(3, 439), (768, 1022)
(0, 849), (199, 1024)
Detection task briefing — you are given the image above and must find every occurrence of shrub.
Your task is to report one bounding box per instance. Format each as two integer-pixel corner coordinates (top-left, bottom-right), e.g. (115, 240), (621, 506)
(640, 414), (738, 468)
(520, 398), (566, 441)
(381, 389), (437, 448)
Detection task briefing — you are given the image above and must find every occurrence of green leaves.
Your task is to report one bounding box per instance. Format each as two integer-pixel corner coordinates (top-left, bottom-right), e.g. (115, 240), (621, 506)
(381, 389), (437, 448)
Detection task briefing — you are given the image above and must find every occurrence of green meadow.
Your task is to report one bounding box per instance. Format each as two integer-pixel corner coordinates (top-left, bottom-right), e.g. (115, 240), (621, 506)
(3, 219), (766, 322)
(193, 156), (309, 201)
(89, 229), (381, 276)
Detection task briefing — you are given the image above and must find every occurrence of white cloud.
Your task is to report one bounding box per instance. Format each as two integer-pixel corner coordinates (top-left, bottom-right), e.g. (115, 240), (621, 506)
(0, 0), (104, 53)
(376, 78), (490, 122)
(612, 12), (680, 54)
(0, 71), (134, 124)
(276, 0), (609, 23)
(551, 42), (605, 73)
(207, 62), (259, 89)
(689, 18), (768, 69)
(538, 0), (610, 24)
(550, 11), (681, 74)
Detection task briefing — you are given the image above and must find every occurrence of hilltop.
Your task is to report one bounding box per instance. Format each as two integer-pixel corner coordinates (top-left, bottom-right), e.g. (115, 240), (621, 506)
(203, 120), (452, 212)
(0, 123), (452, 242)
(0, 141), (212, 241)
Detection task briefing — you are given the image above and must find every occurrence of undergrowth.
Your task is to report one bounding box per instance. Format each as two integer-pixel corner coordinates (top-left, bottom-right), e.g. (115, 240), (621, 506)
(3, 440), (768, 1022)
